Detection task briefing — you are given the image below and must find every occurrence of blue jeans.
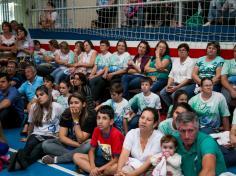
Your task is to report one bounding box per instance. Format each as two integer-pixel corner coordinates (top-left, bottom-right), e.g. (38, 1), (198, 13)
(219, 145), (236, 167)
(42, 138), (90, 163)
(184, 83), (221, 96)
(121, 74), (144, 99)
(160, 84), (195, 107)
(128, 114), (140, 130)
(0, 141), (9, 155)
(228, 76), (236, 85)
(151, 78), (168, 93)
(51, 67), (67, 85)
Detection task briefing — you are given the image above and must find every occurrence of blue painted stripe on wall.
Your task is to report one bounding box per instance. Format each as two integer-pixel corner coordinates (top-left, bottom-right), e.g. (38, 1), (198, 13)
(29, 26), (236, 42)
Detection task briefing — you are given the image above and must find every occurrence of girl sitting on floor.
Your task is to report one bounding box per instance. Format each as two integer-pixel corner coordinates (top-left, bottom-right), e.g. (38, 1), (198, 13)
(8, 85), (63, 171)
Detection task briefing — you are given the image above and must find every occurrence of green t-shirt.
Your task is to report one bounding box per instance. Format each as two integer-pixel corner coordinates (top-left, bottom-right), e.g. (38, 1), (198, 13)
(174, 132), (226, 176)
(146, 55), (172, 79)
(95, 52), (112, 72)
(108, 52), (131, 72)
(129, 92), (161, 115)
(167, 105), (173, 118)
(189, 92), (230, 128)
(158, 118), (178, 136)
(196, 56), (224, 79)
(221, 59), (236, 76)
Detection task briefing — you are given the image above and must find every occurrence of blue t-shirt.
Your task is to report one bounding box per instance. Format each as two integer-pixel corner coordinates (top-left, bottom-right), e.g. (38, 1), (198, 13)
(18, 75), (43, 101)
(0, 86), (24, 120)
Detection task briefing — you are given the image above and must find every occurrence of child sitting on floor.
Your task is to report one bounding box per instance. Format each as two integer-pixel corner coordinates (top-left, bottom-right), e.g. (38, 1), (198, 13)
(96, 83), (130, 134)
(128, 77), (161, 130)
(73, 105), (124, 175)
(150, 135), (182, 176)
(43, 75), (60, 101)
(56, 80), (71, 111)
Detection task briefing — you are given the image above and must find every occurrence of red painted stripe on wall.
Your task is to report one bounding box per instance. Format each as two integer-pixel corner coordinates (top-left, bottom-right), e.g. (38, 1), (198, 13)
(41, 44), (234, 59)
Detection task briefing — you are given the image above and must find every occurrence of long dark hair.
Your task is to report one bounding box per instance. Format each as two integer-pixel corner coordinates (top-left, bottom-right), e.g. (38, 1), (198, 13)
(116, 39), (128, 51)
(72, 72), (91, 96)
(154, 40), (170, 56)
(32, 85), (53, 127)
(170, 102), (194, 117)
(172, 89), (189, 105)
(68, 92), (88, 126)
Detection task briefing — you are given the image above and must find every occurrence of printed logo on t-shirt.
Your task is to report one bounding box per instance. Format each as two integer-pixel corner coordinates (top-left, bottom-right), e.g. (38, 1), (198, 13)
(97, 141), (112, 161)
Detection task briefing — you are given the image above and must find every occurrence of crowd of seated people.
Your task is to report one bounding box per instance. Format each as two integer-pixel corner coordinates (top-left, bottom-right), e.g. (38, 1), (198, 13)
(1, 19), (236, 174)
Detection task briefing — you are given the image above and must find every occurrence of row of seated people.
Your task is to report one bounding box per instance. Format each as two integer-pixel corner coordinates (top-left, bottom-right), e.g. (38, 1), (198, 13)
(3, 32), (234, 109)
(0, 68), (235, 175)
(0, 21), (32, 64)
(1, 20), (236, 108)
(1, 23), (236, 111)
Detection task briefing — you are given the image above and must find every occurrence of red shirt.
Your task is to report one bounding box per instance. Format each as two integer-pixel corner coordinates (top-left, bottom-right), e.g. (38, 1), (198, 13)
(90, 127), (124, 160)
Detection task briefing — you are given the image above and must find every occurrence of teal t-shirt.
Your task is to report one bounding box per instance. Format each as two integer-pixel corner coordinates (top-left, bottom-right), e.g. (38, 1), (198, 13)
(221, 59), (236, 76)
(174, 132), (226, 176)
(232, 108), (236, 125)
(146, 55), (172, 79)
(158, 118), (178, 136)
(95, 52), (112, 72)
(108, 52), (131, 72)
(189, 92), (230, 128)
(167, 105), (173, 118)
(56, 95), (69, 111)
(196, 56), (224, 79)
(129, 92), (161, 115)
(102, 98), (130, 134)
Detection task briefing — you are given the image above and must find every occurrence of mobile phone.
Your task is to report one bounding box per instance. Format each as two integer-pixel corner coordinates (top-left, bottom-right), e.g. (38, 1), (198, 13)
(35, 135), (45, 142)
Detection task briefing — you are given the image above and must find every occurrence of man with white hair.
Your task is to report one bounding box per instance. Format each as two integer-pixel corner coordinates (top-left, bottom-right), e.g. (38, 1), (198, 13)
(18, 65), (43, 103)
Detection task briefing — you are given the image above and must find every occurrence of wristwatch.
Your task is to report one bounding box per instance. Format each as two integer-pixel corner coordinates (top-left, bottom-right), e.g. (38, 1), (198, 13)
(73, 121), (80, 126)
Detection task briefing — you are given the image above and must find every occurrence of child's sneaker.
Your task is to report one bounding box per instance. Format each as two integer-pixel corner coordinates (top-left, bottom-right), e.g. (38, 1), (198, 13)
(42, 155), (55, 164)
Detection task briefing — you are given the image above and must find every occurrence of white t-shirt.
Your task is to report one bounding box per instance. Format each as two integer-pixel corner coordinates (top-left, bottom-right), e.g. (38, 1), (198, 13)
(123, 128), (163, 163)
(0, 34), (16, 57)
(56, 50), (74, 69)
(16, 38), (34, 57)
(0, 34), (15, 46)
(77, 49), (96, 74)
(50, 11), (57, 21)
(169, 57), (195, 84)
(28, 102), (63, 136)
